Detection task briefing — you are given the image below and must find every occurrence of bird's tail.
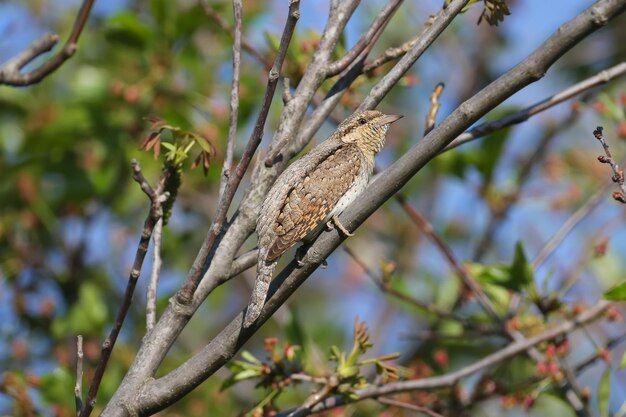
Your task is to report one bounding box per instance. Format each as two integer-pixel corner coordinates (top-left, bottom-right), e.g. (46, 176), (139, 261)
(243, 250), (277, 327)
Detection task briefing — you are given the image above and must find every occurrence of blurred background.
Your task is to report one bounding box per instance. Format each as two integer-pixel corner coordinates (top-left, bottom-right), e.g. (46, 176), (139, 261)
(1, 0), (626, 415)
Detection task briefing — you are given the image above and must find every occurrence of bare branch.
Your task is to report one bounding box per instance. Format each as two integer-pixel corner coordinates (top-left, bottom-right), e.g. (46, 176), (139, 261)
(282, 77), (292, 104)
(357, 0), (471, 111)
(445, 62), (626, 151)
(218, 0), (243, 201)
(146, 218), (163, 332)
(177, 0), (301, 305)
(533, 183), (611, 269)
(362, 18), (434, 74)
(393, 193), (499, 320)
(282, 0), (464, 163)
(424, 82), (445, 135)
(343, 246), (482, 327)
(200, 0), (272, 69)
(0, 0), (95, 86)
(74, 335), (84, 415)
(378, 397), (445, 417)
(79, 160), (169, 417)
(326, 0), (403, 77)
(593, 126), (626, 201)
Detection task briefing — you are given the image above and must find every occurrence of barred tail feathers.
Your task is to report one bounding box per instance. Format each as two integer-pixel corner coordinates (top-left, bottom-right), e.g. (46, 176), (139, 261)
(243, 251), (277, 327)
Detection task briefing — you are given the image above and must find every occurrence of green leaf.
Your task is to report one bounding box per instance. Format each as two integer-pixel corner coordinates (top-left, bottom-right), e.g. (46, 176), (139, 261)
(105, 12), (152, 48)
(160, 142), (176, 152)
(286, 309), (306, 353)
(264, 31), (281, 52)
(620, 351), (626, 369)
(508, 241), (535, 291)
(220, 369), (262, 391)
(241, 350), (262, 365)
(604, 281), (626, 300)
(40, 367), (74, 408)
(598, 366), (611, 417)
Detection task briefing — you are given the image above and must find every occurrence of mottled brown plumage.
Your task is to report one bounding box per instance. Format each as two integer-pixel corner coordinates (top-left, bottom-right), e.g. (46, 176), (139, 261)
(244, 110), (402, 327)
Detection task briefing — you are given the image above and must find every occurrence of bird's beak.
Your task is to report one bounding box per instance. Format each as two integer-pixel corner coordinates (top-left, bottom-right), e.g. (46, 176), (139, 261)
(378, 114), (404, 125)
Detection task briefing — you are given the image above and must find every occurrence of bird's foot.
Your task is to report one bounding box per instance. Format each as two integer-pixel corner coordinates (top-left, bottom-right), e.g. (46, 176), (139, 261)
(326, 215), (354, 237)
(295, 245), (307, 267)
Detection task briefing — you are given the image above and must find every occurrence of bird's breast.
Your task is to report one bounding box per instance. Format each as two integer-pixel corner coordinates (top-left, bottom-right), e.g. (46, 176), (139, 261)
(328, 162), (371, 217)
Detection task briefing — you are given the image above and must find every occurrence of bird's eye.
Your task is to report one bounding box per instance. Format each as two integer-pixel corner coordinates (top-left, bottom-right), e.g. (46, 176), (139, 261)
(358, 117), (367, 125)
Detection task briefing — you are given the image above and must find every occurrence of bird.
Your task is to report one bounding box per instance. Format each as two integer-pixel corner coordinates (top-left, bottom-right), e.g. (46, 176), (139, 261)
(243, 110), (403, 327)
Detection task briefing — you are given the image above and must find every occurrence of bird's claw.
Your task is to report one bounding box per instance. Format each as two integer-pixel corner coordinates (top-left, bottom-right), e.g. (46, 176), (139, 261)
(327, 215), (354, 237)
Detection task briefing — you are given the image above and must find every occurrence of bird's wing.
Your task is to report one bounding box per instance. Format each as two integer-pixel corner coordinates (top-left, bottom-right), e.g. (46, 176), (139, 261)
(266, 143), (363, 261)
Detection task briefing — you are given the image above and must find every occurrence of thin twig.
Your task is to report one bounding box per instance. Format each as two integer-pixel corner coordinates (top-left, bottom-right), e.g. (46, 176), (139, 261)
(291, 375), (340, 416)
(267, 0), (404, 165)
(378, 397), (445, 417)
(343, 246), (483, 327)
(358, 0), (470, 111)
(362, 19), (433, 74)
(0, 0), (95, 86)
(74, 335), (84, 415)
(218, 0), (243, 201)
(593, 126), (626, 202)
(177, 0), (300, 305)
(280, 2), (456, 164)
(146, 218), (163, 332)
(424, 82), (445, 135)
(278, 300), (610, 417)
(444, 62), (626, 151)
(532, 183), (610, 269)
(326, 0), (403, 77)
(393, 193), (500, 320)
(79, 160), (168, 417)
(472, 113), (576, 261)
(200, 0), (272, 69)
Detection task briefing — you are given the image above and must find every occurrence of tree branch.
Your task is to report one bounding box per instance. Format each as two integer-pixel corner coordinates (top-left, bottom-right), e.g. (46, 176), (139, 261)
(280, 0), (465, 165)
(200, 0), (273, 69)
(445, 62), (626, 151)
(74, 335), (84, 415)
(177, 0), (300, 305)
(532, 183), (611, 269)
(217, 0), (243, 202)
(0, 0), (95, 86)
(325, 0), (403, 77)
(79, 161), (169, 417)
(146, 218), (163, 332)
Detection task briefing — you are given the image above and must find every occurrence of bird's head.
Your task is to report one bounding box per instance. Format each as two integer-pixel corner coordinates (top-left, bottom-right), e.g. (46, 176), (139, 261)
(337, 110), (403, 157)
